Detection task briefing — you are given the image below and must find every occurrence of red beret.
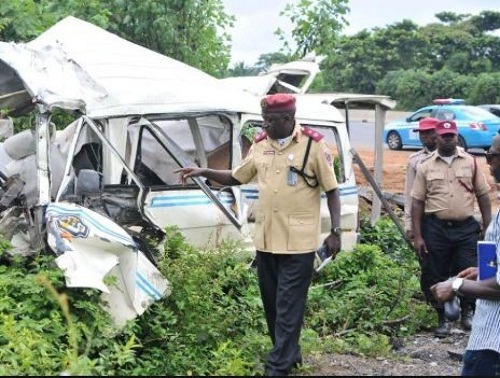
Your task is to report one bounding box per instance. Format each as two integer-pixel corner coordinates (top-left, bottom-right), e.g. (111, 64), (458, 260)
(261, 94), (296, 113)
(413, 117), (439, 132)
(435, 120), (457, 135)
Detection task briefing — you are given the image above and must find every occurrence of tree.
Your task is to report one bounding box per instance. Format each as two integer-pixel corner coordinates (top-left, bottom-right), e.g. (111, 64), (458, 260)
(468, 10), (500, 33)
(0, 0), (59, 41)
(0, 0), (235, 76)
(224, 61), (260, 78)
(319, 10), (500, 96)
(468, 72), (500, 104)
(376, 69), (432, 110)
(254, 52), (293, 72)
(435, 12), (470, 24)
(320, 20), (429, 94)
(276, 0), (350, 58)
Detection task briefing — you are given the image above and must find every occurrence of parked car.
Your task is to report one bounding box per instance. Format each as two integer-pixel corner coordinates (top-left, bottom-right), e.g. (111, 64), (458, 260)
(383, 99), (500, 151)
(477, 104), (500, 118)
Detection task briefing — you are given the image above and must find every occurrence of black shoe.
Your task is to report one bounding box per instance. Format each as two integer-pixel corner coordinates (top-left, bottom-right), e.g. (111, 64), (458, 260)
(461, 308), (474, 331)
(292, 354), (303, 368)
(434, 320), (451, 338)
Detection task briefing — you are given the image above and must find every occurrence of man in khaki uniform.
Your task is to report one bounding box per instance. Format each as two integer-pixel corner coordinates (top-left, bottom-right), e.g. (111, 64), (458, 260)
(175, 93), (342, 376)
(431, 134), (500, 376)
(404, 117), (438, 240)
(411, 120), (491, 337)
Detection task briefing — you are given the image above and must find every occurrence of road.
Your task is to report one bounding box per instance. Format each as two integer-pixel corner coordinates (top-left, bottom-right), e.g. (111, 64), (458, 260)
(347, 120), (414, 151)
(347, 120), (383, 150)
(347, 119), (486, 156)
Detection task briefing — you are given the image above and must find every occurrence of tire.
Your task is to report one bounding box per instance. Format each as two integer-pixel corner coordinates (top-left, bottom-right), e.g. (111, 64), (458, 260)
(458, 135), (467, 151)
(387, 131), (403, 150)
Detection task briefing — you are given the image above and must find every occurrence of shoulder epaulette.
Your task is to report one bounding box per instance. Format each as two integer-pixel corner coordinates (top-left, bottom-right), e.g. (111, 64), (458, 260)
(408, 149), (424, 159)
(409, 149), (432, 161)
(302, 127), (324, 142)
(254, 131), (268, 143)
(421, 151), (436, 162)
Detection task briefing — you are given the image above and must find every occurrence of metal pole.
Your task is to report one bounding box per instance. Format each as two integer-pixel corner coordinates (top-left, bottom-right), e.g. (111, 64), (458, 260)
(351, 147), (413, 250)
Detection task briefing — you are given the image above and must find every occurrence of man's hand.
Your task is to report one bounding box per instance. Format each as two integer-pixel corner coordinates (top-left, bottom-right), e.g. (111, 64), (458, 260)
(413, 236), (428, 260)
(430, 281), (454, 303)
(174, 167), (204, 185)
(323, 233), (341, 260)
(457, 267), (478, 280)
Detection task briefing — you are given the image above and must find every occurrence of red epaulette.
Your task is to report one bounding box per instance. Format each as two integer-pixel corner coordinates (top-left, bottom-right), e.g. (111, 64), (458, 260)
(254, 131), (268, 143)
(302, 127), (324, 142)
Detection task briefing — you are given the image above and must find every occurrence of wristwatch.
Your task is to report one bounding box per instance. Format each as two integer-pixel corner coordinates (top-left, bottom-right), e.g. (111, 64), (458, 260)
(451, 277), (464, 294)
(331, 227), (343, 236)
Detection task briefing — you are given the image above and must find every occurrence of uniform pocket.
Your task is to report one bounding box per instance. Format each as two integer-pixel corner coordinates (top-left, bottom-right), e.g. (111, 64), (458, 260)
(456, 168), (473, 193)
(427, 171), (446, 193)
(287, 212), (317, 250)
(428, 171), (445, 181)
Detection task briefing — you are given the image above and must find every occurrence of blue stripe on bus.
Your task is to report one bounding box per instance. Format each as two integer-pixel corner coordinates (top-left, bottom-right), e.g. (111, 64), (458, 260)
(150, 197), (234, 208)
(136, 272), (162, 299)
(148, 185), (358, 208)
(243, 186), (358, 199)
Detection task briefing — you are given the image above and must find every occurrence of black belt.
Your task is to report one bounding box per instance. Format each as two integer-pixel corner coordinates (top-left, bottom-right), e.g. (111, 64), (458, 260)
(426, 214), (474, 227)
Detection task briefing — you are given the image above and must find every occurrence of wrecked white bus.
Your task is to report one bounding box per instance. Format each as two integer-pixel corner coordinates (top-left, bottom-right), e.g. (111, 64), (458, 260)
(0, 16), (398, 322)
(0, 16), (361, 256)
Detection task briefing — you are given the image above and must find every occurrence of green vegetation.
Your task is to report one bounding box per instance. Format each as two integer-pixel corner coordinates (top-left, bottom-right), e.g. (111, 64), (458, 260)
(320, 13), (500, 102)
(2, 1), (499, 113)
(0, 0), (234, 77)
(0, 214), (433, 375)
(232, 2), (500, 110)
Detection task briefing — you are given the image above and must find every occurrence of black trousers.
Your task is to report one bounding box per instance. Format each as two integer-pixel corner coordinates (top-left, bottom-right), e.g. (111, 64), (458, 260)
(256, 250), (315, 376)
(421, 215), (480, 310)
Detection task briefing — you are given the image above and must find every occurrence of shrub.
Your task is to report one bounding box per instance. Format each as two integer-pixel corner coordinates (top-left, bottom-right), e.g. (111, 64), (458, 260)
(0, 218), (430, 375)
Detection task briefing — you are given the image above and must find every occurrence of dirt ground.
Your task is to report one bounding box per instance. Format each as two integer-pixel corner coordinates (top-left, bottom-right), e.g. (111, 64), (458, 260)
(292, 146), (496, 376)
(353, 147), (496, 204)
(354, 147), (411, 193)
(297, 330), (468, 376)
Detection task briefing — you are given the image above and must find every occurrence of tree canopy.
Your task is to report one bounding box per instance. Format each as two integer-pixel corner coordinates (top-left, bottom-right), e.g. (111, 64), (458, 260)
(276, 0), (350, 58)
(0, 0), (234, 76)
(246, 3), (500, 110)
(1, 1), (499, 110)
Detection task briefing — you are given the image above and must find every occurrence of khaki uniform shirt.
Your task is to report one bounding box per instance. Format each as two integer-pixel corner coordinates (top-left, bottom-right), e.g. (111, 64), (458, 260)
(232, 123), (338, 254)
(411, 149), (490, 220)
(404, 148), (433, 232)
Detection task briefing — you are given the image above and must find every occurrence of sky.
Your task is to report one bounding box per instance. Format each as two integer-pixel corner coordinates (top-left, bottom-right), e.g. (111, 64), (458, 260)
(222, 0), (500, 67)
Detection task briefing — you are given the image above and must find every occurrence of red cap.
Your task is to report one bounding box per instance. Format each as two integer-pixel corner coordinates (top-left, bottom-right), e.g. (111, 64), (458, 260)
(261, 94), (296, 113)
(413, 117), (439, 132)
(435, 120), (458, 135)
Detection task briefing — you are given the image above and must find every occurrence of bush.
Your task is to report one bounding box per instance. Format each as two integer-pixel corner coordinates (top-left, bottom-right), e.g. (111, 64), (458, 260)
(0, 219), (430, 375)
(467, 72), (500, 104)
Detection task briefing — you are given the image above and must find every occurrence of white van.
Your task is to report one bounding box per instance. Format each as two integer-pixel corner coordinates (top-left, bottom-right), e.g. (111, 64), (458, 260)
(0, 17), (379, 322)
(0, 16), (362, 256)
(48, 96), (359, 253)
